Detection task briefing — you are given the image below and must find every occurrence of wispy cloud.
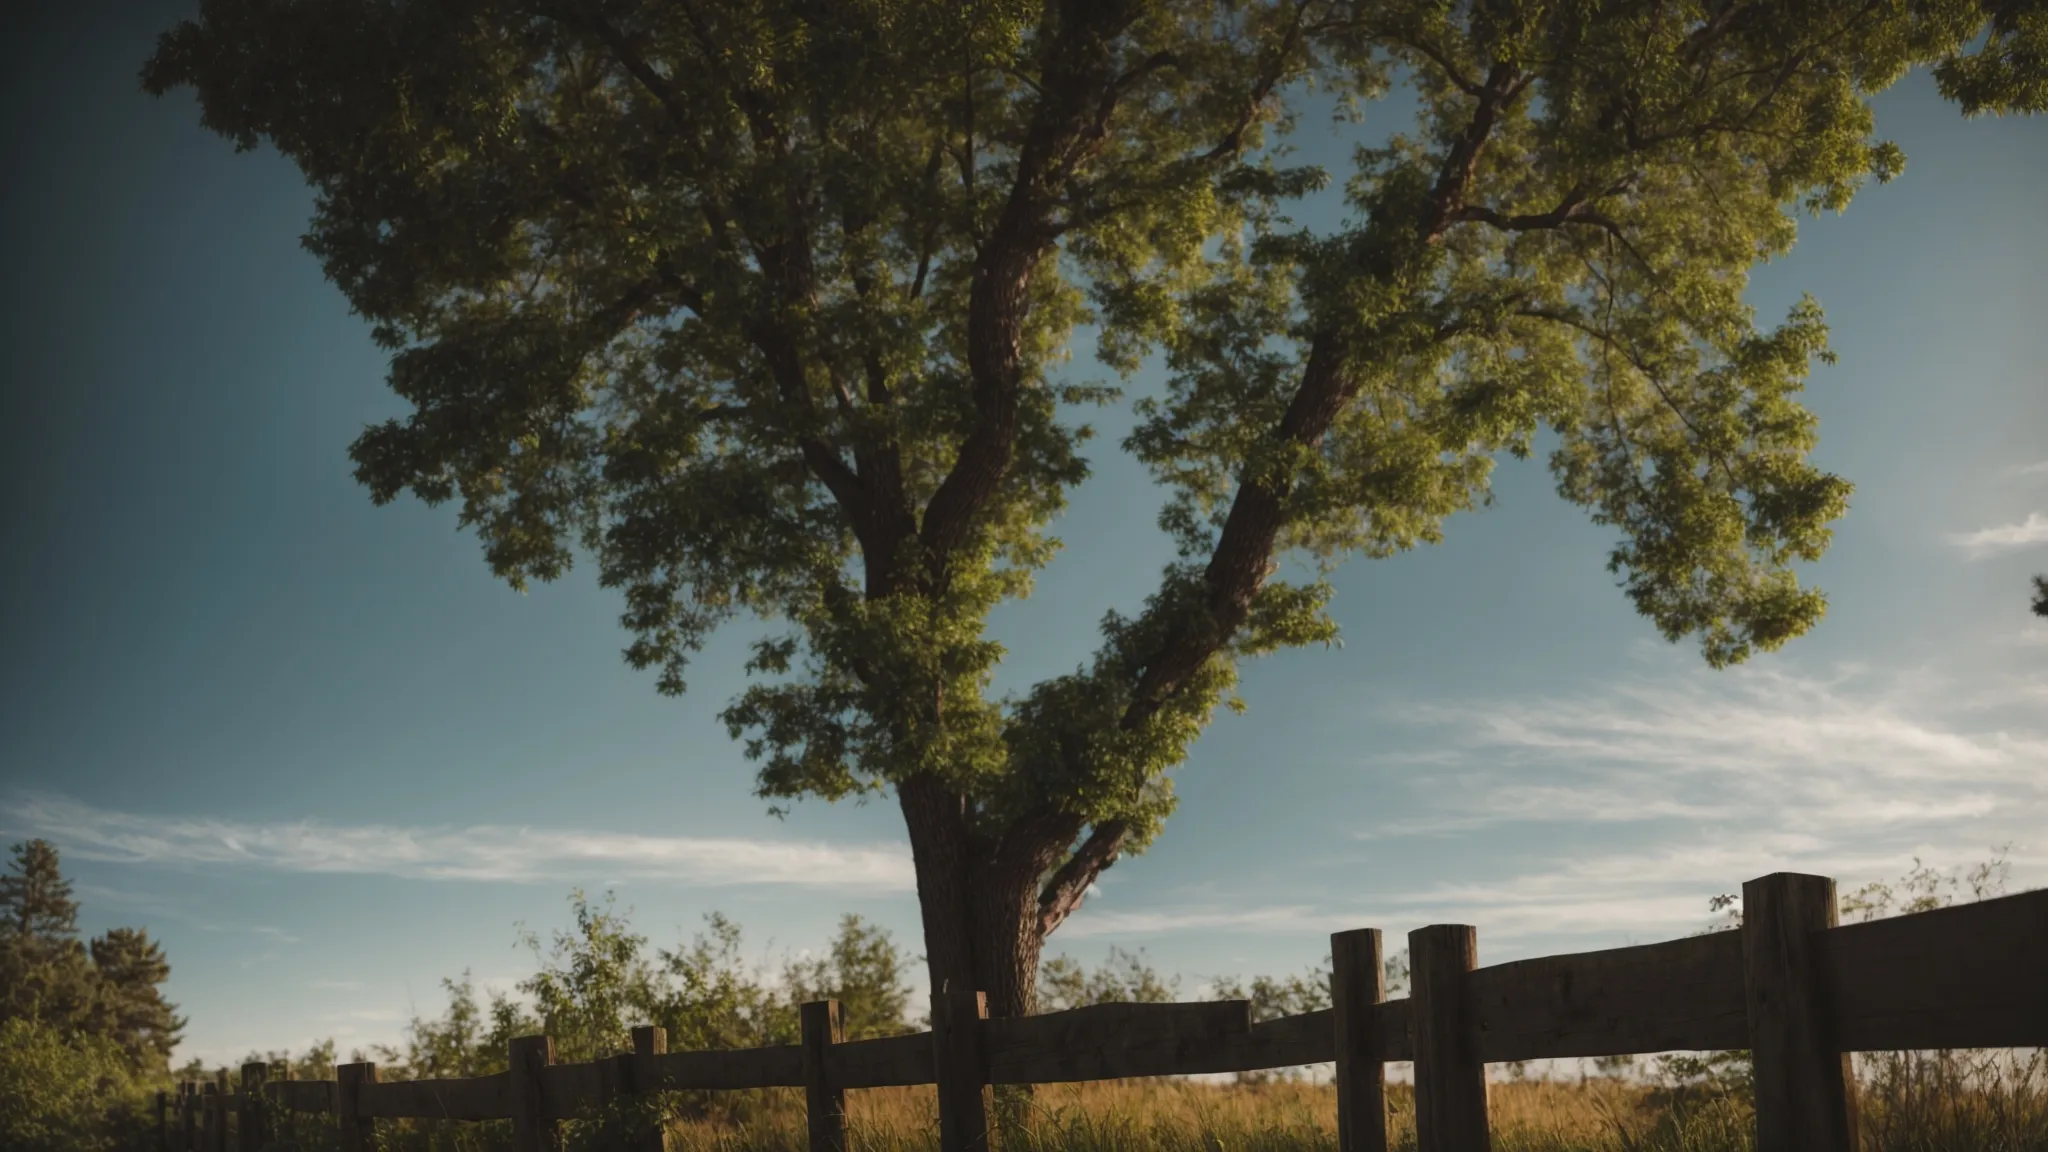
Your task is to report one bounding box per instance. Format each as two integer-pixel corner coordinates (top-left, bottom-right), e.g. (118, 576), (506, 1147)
(1950, 512), (2048, 557)
(2005, 461), (2048, 480)
(1, 794), (915, 891)
(1366, 663), (2047, 839)
(1068, 659), (2045, 952)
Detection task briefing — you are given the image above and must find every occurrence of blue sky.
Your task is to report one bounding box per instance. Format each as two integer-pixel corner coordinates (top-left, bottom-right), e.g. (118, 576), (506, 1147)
(3, 0), (2045, 1068)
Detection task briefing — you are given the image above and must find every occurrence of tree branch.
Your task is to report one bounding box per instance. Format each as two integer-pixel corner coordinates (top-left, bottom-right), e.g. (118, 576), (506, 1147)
(1037, 820), (1129, 937)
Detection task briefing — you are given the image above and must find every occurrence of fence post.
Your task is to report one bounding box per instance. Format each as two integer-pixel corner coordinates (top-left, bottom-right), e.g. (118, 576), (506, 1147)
(180, 1082), (197, 1152)
(237, 1062), (267, 1152)
(1332, 928), (1389, 1152)
(801, 1000), (849, 1152)
(932, 989), (990, 1152)
(510, 1034), (563, 1152)
(336, 1061), (377, 1152)
(199, 1080), (221, 1152)
(1743, 872), (1857, 1152)
(1411, 925), (1488, 1152)
(156, 1090), (168, 1152)
(630, 1025), (670, 1152)
(214, 1069), (231, 1152)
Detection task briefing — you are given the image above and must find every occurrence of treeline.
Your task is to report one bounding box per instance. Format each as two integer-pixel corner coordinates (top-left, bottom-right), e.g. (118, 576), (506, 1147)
(1, 839), (184, 1152)
(227, 886), (1374, 1094)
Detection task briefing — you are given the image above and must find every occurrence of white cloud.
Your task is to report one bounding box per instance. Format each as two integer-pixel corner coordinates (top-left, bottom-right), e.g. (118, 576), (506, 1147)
(1064, 660), (2045, 955)
(1, 794), (915, 891)
(1950, 512), (2048, 557)
(2005, 461), (2048, 480)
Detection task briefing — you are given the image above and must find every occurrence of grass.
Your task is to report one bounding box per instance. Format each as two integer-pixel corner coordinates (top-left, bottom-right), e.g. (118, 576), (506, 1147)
(632, 1052), (2043, 1152)
(253, 1051), (2048, 1151)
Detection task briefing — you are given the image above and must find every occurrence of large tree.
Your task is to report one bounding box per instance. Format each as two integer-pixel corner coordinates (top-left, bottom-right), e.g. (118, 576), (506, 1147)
(87, 928), (185, 1076)
(0, 840), (97, 1029)
(0, 841), (186, 1076)
(144, 0), (2045, 1021)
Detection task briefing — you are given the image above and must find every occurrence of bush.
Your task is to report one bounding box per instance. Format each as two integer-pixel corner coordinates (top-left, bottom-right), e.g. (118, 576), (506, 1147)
(0, 1016), (150, 1152)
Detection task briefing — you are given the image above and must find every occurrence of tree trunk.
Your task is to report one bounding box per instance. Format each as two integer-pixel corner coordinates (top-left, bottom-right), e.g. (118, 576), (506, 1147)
(897, 776), (979, 999)
(898, 777), (1063, 1027)
(970, 862), (1051, 1021)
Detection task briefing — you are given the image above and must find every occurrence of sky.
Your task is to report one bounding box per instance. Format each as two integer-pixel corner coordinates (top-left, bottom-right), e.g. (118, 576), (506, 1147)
(2, 0), (2045, 1069)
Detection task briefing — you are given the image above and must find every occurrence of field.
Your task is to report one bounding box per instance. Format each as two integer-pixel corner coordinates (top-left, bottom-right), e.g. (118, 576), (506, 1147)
(254, 1051), (2048, 1152)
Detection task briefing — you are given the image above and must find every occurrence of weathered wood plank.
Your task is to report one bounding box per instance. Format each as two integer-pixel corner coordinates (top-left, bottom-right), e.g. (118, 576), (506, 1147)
(336, 1063), (376, 1152)
(1470, 930), (1746, 1061)
(1218, 1008), (1335, 1070)
(933, 990), (990, 1152)
(1745, 873), (1856, 1152)
(802, 1001), (848, 1152)
(985, 1000), (1252, 1084)
(538, 1059), (605, 1122)
(1410, 925), (1487, 1152)
(1824, 886), (2048, 1051)
(826, 1031), (934, 1088)
(1167, 1000), (1411, 1074)
(356, 1074), (511, 1121)
(1332, 929), (1387, 1152)
(642, 1044), (805, 1090)
(270, 1080), (335, 1114)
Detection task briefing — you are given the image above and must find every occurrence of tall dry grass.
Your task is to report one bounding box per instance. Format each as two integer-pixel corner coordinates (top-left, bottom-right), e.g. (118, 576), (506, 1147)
(256, 1055), (2048, 1151)
(625, 1058), (2044, 1152)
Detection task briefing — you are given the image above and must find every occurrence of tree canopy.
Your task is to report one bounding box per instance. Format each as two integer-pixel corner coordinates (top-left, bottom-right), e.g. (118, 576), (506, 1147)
(144, 0), (2048, 1013)
(0, 841), (184, 1077)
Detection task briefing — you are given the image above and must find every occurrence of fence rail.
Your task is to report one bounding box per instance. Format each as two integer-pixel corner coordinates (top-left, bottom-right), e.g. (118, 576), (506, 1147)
(163, 872), (2048, 1152)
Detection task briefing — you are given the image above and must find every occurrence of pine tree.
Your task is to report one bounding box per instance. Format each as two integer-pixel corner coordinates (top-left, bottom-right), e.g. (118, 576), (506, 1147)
(89, 928), (185, 1075)
(0, 840), (80, 940)
(0, 840), (99, 1032)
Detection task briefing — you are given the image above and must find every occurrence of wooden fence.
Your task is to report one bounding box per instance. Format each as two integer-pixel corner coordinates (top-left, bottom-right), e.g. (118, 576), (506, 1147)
(161, 872), (2048, 1152)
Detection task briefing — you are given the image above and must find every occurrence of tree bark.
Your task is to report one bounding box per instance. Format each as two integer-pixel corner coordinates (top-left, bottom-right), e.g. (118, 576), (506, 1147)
(898, 776), (979, 999)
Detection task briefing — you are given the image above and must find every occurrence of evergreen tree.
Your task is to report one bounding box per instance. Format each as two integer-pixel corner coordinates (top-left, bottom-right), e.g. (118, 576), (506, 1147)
(0, 841), (98, 1032)
(0, 841), (79, 940)
(87, 929), (184, 1076)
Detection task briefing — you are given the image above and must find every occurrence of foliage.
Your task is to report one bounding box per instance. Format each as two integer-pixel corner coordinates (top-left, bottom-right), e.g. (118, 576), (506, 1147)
(2032, 574), (2046, 618)
(1039, 947), (1181, 1012)
(0, 1017), (147, 1152)
(782, 914), (916, 1041)
(0, 840), (98, 1035)
(372, 892), (914, 1079)
(140, 0), (2048, 1012)
(87, 928), (183, 1074)
(0, 840), (184, 1080)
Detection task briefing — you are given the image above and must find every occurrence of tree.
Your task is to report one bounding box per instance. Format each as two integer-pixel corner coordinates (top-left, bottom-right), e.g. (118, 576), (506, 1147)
(2032, 574), (2046, 617)
(86, 929), (185, 1077)
(781, 914), (915, 1040)
(1, 841), (80, 941)
(143, 0), (2048, 1023)
(0, 841), (97, 1031)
